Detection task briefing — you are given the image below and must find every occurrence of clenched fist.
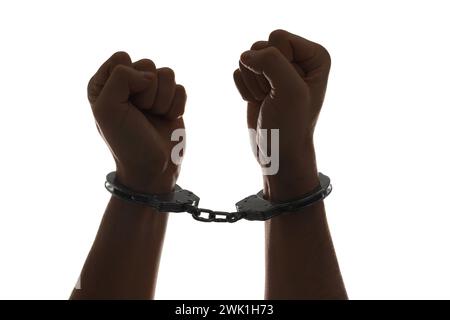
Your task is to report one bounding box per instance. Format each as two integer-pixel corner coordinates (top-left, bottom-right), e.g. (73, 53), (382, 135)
(233, 30), (331, 201)
(88, 52), (186, 194)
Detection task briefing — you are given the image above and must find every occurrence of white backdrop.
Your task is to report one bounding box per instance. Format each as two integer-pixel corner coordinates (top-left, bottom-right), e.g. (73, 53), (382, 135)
(0, 0), (449, 299)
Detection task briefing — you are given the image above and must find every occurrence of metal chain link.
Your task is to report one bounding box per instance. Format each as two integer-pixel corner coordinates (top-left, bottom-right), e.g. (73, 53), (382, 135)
(186, 206), (245, 223)
(105, 171), (332, 223)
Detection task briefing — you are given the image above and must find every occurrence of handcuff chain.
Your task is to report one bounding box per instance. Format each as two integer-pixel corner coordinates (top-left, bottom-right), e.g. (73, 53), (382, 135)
(186, 206), (245, 223)
(104, 171), (332, 223)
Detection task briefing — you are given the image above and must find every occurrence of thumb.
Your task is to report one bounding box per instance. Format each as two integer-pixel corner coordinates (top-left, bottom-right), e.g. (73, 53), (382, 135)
(240, 46), (307, 97)
(99, 64), (154, 104)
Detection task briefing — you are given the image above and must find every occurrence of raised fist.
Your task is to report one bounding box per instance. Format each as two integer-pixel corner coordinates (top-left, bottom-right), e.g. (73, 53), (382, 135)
(233, 30), (331, 201)
(88, 52), (186, 194)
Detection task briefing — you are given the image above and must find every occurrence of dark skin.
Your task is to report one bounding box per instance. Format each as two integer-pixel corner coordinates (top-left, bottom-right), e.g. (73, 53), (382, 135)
(71, 52), (186, 299)
(72, 30), (346, 300)
(234, 29), (347, 299)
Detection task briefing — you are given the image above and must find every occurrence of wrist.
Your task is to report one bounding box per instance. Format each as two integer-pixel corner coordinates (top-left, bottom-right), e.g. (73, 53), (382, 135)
(263, 144), (319, 202)
(116, 168), (176, 195)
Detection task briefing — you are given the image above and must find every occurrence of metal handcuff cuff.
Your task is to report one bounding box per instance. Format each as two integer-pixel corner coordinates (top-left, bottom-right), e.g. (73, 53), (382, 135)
(105, 171), (332, 223)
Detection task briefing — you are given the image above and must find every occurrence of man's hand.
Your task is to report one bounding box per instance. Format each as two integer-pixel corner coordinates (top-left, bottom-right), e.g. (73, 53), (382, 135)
(88, 52), (186, 194)
(233, 30), (331, 201)
(234, 31), (346, 299)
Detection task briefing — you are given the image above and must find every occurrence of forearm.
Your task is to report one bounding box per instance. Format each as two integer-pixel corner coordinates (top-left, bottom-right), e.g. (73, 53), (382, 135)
(265, 201), (347, 299)
(235, 29), (342, 299)
(263, 149), (347, 299)
(70, 196), (168, 299)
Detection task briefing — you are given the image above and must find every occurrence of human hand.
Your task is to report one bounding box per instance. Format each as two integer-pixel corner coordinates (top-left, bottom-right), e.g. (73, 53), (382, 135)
(88, 52), (186, 194)
(233, 30), (331, 201)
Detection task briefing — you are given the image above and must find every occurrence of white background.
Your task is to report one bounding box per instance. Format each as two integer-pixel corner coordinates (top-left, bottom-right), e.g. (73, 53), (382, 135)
(0, 0), (449, 299)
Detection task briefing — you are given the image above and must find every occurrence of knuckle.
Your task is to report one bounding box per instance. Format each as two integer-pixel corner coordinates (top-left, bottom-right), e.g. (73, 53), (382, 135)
(264, 46), (283, 59)
(111, 51), (131, 64)
(139, 58), (156, 69)
(251, 41), (267, 50)
(176, 84), (186, 96)
(239, 65), (255, 78)
(316, 44), (332, 66)
(269, 29), (289, 43)
(250, 42), (260, 50)
(158, 67), (175, 80)
(87, 77), (99, 102)
(87, 76), (95, 92)
(110, 64), (128, 78)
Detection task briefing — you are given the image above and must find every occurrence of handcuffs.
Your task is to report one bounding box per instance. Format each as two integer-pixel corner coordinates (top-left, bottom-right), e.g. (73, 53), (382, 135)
(105, 171), (332, 223)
